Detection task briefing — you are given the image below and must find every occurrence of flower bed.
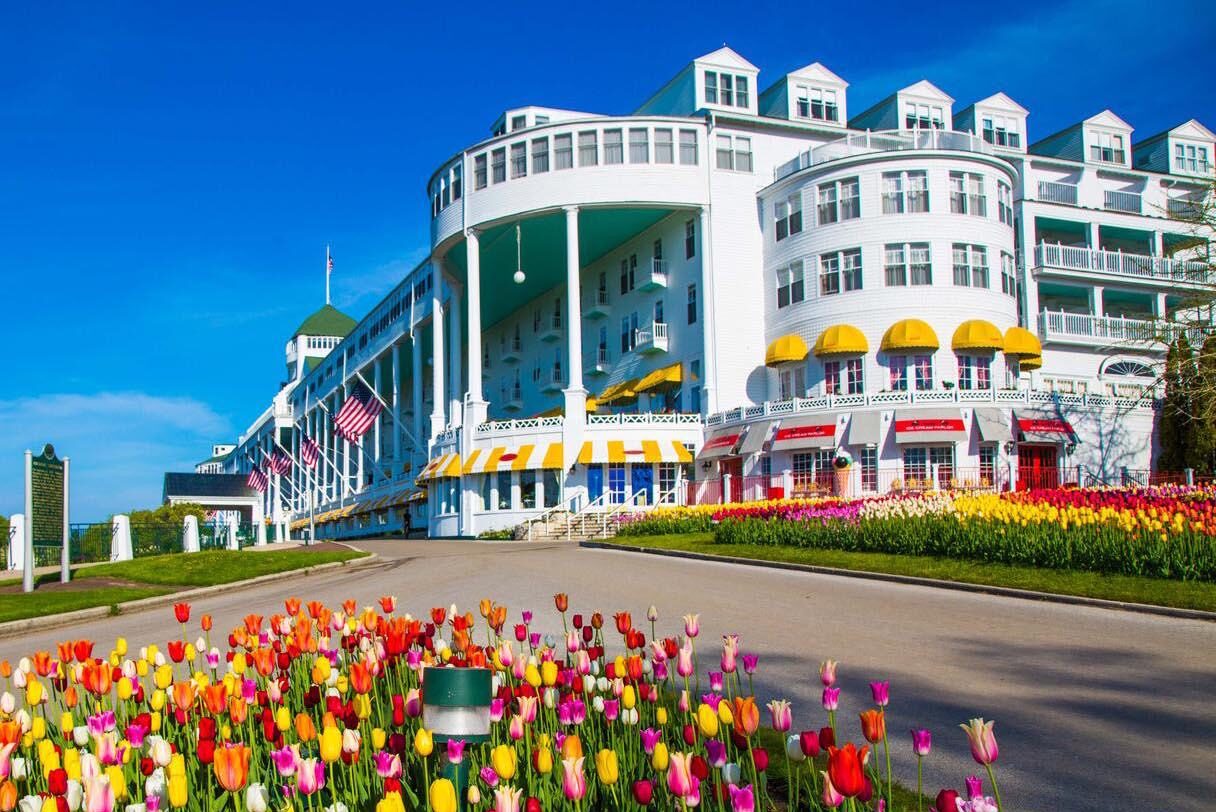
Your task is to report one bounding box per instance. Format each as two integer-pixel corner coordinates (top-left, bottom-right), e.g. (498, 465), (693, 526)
(0, 597), (1006, 811)
(622, 487), (1216, 581)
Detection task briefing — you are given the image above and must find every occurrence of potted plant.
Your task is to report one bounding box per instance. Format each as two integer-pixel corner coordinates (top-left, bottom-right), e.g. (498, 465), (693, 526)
(832, 449), (853, 497)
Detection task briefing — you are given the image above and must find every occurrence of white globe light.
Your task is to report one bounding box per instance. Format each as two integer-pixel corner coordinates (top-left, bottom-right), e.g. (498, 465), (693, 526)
(513, 269), (526, 284)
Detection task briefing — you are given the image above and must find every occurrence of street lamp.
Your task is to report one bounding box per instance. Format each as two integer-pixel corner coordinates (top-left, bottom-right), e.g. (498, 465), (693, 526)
(513, 222), (526, 285)
(423, 666), (492, 809)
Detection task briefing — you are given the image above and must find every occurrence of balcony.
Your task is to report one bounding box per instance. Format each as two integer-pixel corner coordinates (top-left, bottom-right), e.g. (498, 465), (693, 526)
(639, 259), (668, 291)
(501, 388), (523, 411)
(634, 321), (669, 354)
(1033, 243), (1214, 285)
(540, 314), (563, 343)
(1104, 190), (1142, 214)
(1037, 180), (1078, 206)
(1038, 310), (1204, 348)
(586, 347), (610, 376)
(501, 340), (523, 364)
(775, 129), (995, 181)
(542, 367), (565, 393)
(585, 288), (611, 319)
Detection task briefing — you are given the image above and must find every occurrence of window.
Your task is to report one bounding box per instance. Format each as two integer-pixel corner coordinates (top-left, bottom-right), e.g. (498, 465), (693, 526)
(654, 298), (664, 324)
(820, 253), (839, 295)
(532, 137), (550, 173)
(775, 193), (802, 240)
(629, 254), (637, 290)
(655, 129), (674, 163)
(607, 464), (626, 505)
(886, 242), (931, 286)
(882, 170), (928, 213)
(792, 450), (834, 489)
(1089, 131), (1126, 164)
(902, 447), (927, 482)
(620, 316), (631, 353)
(889, 355), (907, 391)
(905, 103), (945, 130)
(776, 260), (806, 308)
(578, 131), (598, 166)
(981, 115), (1020, 148)
(885, 244), (907, 287)
(860, 448), (878, 492)
(679, 130), (698, 165)
(628, 128), (649, 163)
(555, 134), (573, 170)
(817, 183), (838, 224)
(716, 135), (732, 170)
(511, 114), (527, 131)
(950, 172), (986, 216)
(535, 115), (549, 125)
(979, 445), (996, 487)
(913, 355), (933, 390)
(619, 259), (629, 295)
(779, 366), (806, 400)
(474, 154), (488, 190)
(705, 71), (748, 107)
(930, 446), (955, 488)
(721, 73), (734, 106)
(491, 148), (506, 184)
(687, 284), (697, 324)
(715, 135), (752, 172)
(736, 75), (749, 108)
(952, 244), (989, 288)
(451, 164), (462, 199)
(685, 219), (696, 259)
(689, 360), (702, 413)
(1105, 360), (1155, 378)
(496, 470), (512, 510)
(825, 359), (863, 394)
(704, 71), (718, 104)
(520, 470), (537, 509)
(658, 463), (678, 498)
(794, 86), (838, 122)
(510, 142), (527, 178)
(817, 177), (859, 223)
(543, 470), (561, 508)
(604, 129), (623, 164)
(840, 177), (860, 219)
(841, 248), (862, 291)
(910, 242), (932, 285)
(997, 181), (1013, 225)
(1000, 252), (1016, 296)
(1175, 143), (1211, 173)
(480, 474), (491, 511)
(957, 355), (992, 390)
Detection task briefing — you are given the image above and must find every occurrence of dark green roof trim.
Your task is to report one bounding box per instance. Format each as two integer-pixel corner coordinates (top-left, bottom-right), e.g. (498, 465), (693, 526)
(293, 304), (357, 339)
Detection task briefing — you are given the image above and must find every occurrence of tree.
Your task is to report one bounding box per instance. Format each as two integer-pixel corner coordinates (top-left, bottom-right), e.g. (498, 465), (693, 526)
(1158, 338), (1187, 472)
(1196, 335), (1216, 476)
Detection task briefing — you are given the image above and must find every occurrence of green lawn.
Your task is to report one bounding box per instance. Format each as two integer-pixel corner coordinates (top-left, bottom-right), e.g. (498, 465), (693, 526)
(0, 549), (369, 624)
(608, 533), (1216, 613)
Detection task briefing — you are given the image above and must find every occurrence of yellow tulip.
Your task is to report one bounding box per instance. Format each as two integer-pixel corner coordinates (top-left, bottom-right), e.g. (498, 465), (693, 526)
(524, 663), (541, 688)
(231, 652), (247, 673)
(429, 778), (457, 812)
(320, 725), (342, 763)
(594, 749), (619, 784)
(491, 744), (517, 780)
(335, 675), (350, 695)
(39, 799), (54, 812)
(414, 727), (433, 757)
(115, 637), (128, 656)
(651, 741), (669, 771)
(63, 748), (81, 781)
(372, 728), (386, 749)
(540, 660), (558, 687)
(59, 712), (73, 736)
(275, 707), (291, 732)
(376, 792), (406, 812)
(106, 765), (128, 800)
(621, 685), (636, 710)
(25, 680), (44, 706)
(135, 659), (149, 678)
(168, 772), (188, 808)
(354, 693), (372, 720)
(717, 701), (734, 726)
(184, 644), (196, 661)
(153, 666), (173, 690)
(169, 754), (186, 779)
(30, 716), (45, 741)
(150, 711), (162, 733)
(117, 677), (133, 701)
(533, 739), (554, 774)
(656, 707), (668, 725)
(696, 703), (719, 737)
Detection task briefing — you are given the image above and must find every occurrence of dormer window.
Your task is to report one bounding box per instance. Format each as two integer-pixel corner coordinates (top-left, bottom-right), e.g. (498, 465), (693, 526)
(703, 70), (750, 108)
(981, 115), (1021, 148)
(905, 103), (944, 130)
(1089, 131), (1126, 164)
(1175, 143), (1211, 174)
(511, 114), (527, 131)
(795, 85), (839, 122)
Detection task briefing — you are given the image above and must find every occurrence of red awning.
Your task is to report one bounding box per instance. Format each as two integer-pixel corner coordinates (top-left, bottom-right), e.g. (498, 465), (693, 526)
(1015, 412), (1077, 444)
(770, 414), (838, 451)
(893, 409), (968, 443)
(696, 428), (744, 460)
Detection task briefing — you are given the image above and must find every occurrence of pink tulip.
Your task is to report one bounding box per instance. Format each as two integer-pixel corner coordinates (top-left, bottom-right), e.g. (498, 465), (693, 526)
(677, 639), (694, 678)
(728, 784), (755, 812)
(820, 659), (838, 687)
(84, 774), (115, 812)
(518, 695), (538, 723)
(374, 751), (402, 779)
(960, 718), (999, 765)
(822, 687), (841, 711)
(821, 770), (844, 807)
(869, 681), (890, 707)
(270, 744), (300, 777)
(667, 752), (695, 796)
(640, 728), (662, 755)
(446, 739), (467, 764)
(683, 613), (701, 638)
(296, 758), (325, 796)
(404, 688), (422, 718)
(911, 728), (932, 757)
(766, 699), (792, 733)
(561, 756), (587, 801)
(493, 785), (522, 812)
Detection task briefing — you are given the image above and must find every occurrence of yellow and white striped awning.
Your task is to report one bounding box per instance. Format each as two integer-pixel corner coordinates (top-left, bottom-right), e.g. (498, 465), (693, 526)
(417, 452), (462, 482)
(578, 439), (693, 465)
(463, 443), (564, 474)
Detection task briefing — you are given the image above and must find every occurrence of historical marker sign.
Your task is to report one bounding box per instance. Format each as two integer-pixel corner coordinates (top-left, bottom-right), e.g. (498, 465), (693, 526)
(29, 444), (65, 544)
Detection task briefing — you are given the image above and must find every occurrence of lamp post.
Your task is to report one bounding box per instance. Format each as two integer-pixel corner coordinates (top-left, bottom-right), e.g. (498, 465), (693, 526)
(422, 666), (492, 810)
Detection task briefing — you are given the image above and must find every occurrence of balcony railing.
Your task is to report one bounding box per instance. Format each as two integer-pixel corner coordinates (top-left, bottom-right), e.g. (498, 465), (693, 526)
(586, 288), (611, 319)
(1037, 180), (1078, 206)
(1038, 310), (1205, 346)
(501, 339), (523, 363)
(542, 368), (564, 392)
(634, 321), (669, 353)
(1033, 243), (1213, 284)
(1104, 190), (1142, 214)
(640, 259), (668, 290)
(775, 129), (995, 181)
(540, 314), (563, 342)
(586, 346), (610, 376)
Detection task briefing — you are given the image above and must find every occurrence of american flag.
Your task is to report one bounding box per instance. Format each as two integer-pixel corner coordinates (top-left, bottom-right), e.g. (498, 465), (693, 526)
(300, 435), (320, 468)
(333, 382), (383, 443)
(246, 467), (268, 493)
(327, 254), (334, 273)
(269, 451), (292, 477)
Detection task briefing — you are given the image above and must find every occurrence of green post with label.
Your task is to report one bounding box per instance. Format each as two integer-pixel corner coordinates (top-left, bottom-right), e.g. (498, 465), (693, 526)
(24, 444), (69, 592)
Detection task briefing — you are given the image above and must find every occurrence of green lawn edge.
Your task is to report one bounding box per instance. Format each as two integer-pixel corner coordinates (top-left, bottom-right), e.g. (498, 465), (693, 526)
(608, 533), (1216, 613)
(0, 549), (369, 625)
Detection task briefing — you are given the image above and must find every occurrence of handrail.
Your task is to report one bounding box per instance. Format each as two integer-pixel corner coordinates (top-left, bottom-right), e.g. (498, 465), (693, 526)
(601, 489), (648, 537)
(523, 494), (580, 541)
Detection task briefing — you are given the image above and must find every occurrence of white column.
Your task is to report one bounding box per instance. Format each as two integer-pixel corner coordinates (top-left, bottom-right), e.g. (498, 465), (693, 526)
(412, 339), (424, 468)
(562, 206), (588, 470)
(342, 387), (352, 499)
(373, 356), (383, 465)
(448, 279), (463, 426)
(1092, 285), (1105, 318)
(1085, 221), (1099, 250)
(698, 206), (718, 415)
(392, 344), (402, 470)
(430, 261), (446, 440)
(466, 230), (484, 405)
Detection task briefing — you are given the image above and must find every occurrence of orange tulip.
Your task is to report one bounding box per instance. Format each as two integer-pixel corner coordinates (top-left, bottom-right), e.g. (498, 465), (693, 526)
(0, 662), (10, 680)
(57, 641), (73, 663)
(361, 608), (379, 633)
(732, 697), (760, 737)
(63, 685), (78, 709)
(342, 599), (357, 616)
(213, 743), (251, 792)
(200, 614), (213, 631)
(172, 682), (196, 711)
(32, 651), (53, 677)
(859, 709), (885, 744)
(554, 593), (569, 613)
(489, 605), (507, 632)
(0, 779), (16, 811)
(561, 733), (584, 759)
(479, 598), (493, 619)
(203, 683), (228, 715)
(251, 648), (275, 678)
(80, 660), (112, 696)
(243, 615), (263, 636)
(378, 596), (396, 614)
(307, 601), (325, 619)
(285, 597), (302, 616)
(228, 697), (248, 725)
(349, 662), (373, 695)
(0, 722), (21, 745)
(295, 713), (317, 742)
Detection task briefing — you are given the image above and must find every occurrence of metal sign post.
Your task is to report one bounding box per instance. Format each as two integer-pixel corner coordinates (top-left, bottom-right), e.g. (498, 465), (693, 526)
(61, 457), (71, 583)
(22, 450), (32, 593)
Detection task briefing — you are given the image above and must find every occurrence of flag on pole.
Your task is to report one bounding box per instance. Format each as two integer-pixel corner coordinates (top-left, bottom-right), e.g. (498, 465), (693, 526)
(269, 451), (292, 477)
(301, 435), (320, 469)
(333, 382), (383, 443)
(246, 467), (268, 493)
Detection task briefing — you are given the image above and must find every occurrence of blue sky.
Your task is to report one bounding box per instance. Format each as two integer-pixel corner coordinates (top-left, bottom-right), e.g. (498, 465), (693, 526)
(2, 0), (1213, 519)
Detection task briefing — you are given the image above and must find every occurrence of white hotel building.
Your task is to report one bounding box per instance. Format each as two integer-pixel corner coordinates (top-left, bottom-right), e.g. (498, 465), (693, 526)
(208, 47), (1214, 540)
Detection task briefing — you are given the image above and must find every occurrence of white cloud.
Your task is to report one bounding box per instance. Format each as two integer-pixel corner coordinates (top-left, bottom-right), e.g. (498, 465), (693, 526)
(0, 392), (231, 521)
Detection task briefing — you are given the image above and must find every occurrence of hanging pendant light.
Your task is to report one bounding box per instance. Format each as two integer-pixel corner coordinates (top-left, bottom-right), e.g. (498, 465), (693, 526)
(513, 222), (526, 285)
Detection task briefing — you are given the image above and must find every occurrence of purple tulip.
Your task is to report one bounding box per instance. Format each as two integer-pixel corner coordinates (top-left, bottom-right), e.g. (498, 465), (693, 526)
(640, 728), (662, 754)
(965, 775), (984, 801)
(911, 728), (932, 756)
(869, 680), (890, 707)
(741, 653), (759, 674)
(822, 687), (841, 711)
(705, 739), (726, 767)
(708, 671), (724, 692)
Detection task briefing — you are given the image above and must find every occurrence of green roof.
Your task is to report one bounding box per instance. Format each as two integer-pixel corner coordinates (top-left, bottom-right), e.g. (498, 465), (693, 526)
(292, 304), (356, 339)
(304, 356), (324, 371)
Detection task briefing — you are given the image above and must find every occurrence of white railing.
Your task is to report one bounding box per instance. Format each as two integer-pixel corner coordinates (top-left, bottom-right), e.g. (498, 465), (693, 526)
(1104, 190), (1142, 214)
(586, 412), (702, 426)
(706, 387), (1157, 427)
(586, 347), (610, 371)
(1038, 311), (1205, 345)
(523, 493), (582, 541)
(1033, 243), (1213, 284)
(775, 129), (995, 181)
(1037, 180), (1078, 205)
(634, 321), (668, 350)
(649, 259), (668, 284)
(587, 289), (610, 310)
(475, 416), (566, 436)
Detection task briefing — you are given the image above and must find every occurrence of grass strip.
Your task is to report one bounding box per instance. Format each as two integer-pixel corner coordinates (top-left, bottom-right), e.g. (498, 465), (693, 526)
(606, 533), (1216, 613)
(68, 549), (367, 587)
(0, 587), (172, 624)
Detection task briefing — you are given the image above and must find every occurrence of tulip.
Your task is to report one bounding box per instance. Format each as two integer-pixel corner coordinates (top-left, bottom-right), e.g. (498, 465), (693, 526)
(493, 786), (522, 812)
(820, 659), (838, 687)
(728, 784), (755, 812)
(667, 752), (695, 796)
(822, 687), (840, 711)
(491, 745), (516, 781)
(911, 728), (932, 757)
(821, 771), (844, 808)
(651, 742), (669, 772)
(799, 730), (821, 758)
(859, 709), (885, 743)
(766, 699), (792, 733)
(245, 784), (269, 812)
(213, 743), (251, 793)
(826, 744), (869, 798)
(594, 749), (618, 785)
(785, 734), (806, 762)
(960, 718), (998, 765)
(935, 789), (961, 812)
(631, 779), (653, 806)
(732, 697), (759, 736)
(695, 704), (719, 738)
(414, 728), (434, 757)
(869, 680), (890, 707)
(296, 759), (324, 796)
(682, 614), (700, 638)
(173, 604), (190, 625)
(560, 757), (586, 801)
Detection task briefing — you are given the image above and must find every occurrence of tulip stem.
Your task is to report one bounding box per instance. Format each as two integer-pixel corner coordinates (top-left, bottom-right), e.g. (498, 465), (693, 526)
(985, 762), (1004, 812)
(916, 756), (923, 812)
(882, 729), (892, 810)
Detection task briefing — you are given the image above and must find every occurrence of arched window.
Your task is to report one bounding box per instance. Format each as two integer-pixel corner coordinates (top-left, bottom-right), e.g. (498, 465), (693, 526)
(1103, 360), (1154, 378)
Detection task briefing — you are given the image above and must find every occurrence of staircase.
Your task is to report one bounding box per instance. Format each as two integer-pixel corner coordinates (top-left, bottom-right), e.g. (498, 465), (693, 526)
(516, 487), (677, 542)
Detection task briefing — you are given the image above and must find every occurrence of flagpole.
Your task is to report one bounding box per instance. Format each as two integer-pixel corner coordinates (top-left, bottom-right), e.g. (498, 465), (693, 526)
(273, 436), (316, 545)
(353, 368), (421, 455)
(312, 399), (352, 497)
(326, 245), (332, 305)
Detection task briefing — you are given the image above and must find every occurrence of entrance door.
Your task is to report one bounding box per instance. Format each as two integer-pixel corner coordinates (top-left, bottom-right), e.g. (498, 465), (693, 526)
(722, 458), (744, 502)
(587, 465), (604, 505)
(631, 464), (654, 506)
(1018, 445), (1059, 490)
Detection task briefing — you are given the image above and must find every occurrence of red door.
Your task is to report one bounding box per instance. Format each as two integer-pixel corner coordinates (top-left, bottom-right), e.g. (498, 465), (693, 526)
(1018, 445), (1059, 491)
(722, 458), (744, 503)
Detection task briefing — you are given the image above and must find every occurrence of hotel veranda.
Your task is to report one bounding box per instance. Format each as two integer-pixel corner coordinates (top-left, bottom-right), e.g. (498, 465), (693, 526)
(199, 47), (1215, 540)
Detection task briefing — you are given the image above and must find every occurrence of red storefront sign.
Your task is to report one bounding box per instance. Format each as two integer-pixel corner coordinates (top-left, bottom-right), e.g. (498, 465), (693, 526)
(701, 433), (741, 452)
(893, 418), (966, 433)
(774, 422), (835, 442)
(1017, 418), (1073, 434)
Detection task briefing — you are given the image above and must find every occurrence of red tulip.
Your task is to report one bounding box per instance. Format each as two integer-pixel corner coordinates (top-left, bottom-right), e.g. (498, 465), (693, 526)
(818, 726), (836, 750)
(553, 593), (568, 613)
(750, 747), (768, 772)
(826, 743), (869, 798)
(935, 789), (961, 812)
(632, 780), (653, 806)
(799, 731), (821, 758)
(47, 768), (67, 796)
(614, 612), (632, 635)
(173, 603), (191, 624)
(526, 797), (542, 812)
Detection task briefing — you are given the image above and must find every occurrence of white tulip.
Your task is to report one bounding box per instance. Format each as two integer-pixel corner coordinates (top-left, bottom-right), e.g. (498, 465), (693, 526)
(73, 725), (90, 746)
(66, 779), (83, 812)
(592, 696), (605, 713)
(0, 692), (13, 714)
(11, 670), (26, 690)
(722, 762), (742, 785)
(18, 795), (41, 812)
(246, 783), (270, 812)
(786, 734), (806, 762)
(10, 757), (26, 780)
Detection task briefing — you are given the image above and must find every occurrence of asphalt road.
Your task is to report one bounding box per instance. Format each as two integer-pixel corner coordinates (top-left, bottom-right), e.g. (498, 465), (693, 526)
(3, 539), (1213, 811)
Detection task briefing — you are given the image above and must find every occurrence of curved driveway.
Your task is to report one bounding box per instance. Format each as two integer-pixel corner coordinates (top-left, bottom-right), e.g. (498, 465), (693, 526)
(2, 539), (1212, 811)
